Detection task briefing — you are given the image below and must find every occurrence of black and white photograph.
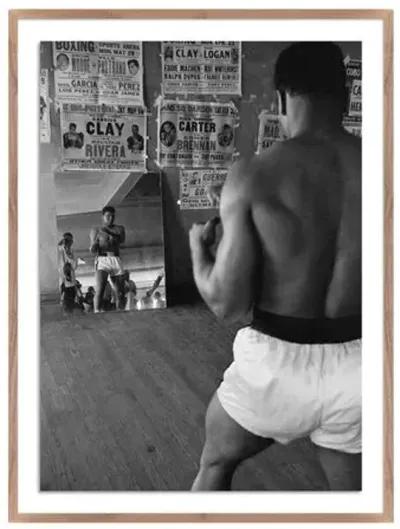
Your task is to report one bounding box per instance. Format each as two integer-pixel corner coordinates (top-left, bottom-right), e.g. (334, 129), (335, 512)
(39, 39), (362, 493)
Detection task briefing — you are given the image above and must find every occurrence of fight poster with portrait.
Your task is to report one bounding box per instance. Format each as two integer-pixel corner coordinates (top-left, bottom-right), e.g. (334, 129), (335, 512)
(256, 111), (285, 154)
(344, 56), (362, 118)
(39, 69), (51, 143)
(343, 117), (362, 138)
(179, 168), (228, 210)
(161, 42), (241, 95)
(60, 103), (147, 171)
(53, 41), (143, 105)
(157, 99), (238, 168)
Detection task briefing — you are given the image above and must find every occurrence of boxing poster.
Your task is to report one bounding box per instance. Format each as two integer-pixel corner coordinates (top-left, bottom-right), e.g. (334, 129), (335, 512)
(157, 99), (238, 168)
(348, 78), (362, 118)
(344, 56), (362, 118)
(343, 117), (362, 138)
(161, 41), (241, 95)
(60, 103), (147, 171)
(53, 41), (143, 105)
(39, 69), (51, 143)
(256, 111), (285, 153)
(179, 168), (228, 210)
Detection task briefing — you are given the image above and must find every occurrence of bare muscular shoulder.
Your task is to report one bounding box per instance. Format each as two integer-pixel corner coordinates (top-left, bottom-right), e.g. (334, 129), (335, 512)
(238, 132), (361, 317)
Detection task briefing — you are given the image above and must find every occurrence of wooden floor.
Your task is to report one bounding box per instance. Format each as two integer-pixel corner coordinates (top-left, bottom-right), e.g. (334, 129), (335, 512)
(40, 302), (329, 491)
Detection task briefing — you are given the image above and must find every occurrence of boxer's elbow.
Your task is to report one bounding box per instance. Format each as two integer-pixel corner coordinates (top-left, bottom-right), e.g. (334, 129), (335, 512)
(211, 302), (236, 322)
(198, 282), (231, 320)
(213, 303), (248, 323)
(197, 274), (250, 322)
(208, 294), (250, 323)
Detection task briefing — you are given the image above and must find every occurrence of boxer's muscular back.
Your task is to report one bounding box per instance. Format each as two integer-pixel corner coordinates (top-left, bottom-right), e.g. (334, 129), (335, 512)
(251, 130), (361, 318)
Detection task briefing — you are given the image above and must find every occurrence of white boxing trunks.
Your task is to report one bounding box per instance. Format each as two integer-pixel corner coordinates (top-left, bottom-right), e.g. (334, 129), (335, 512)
(217, 326), (361, 454)
(96, 255), (124, 276)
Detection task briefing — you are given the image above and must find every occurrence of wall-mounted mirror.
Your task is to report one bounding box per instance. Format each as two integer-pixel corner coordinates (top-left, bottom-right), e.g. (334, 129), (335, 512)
(55, 170), (166, 314)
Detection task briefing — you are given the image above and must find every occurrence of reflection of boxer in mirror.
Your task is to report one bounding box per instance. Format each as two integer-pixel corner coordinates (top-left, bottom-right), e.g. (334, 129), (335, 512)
(160, 121), (177, 147)
(217, 124), (234, 147)
(127, 124), (144, 152)
(56, 53), (70, 71)
(63, 123), (84, 149)
(90, 206), (126, 313)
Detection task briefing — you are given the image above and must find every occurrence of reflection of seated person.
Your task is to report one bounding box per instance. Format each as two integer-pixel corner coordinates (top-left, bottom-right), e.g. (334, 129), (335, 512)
(83, 286), (95, 313)
(127, 124), (144, 152)
(138, 272), (164, 310)
(153, 291), (166, 309)
(63, 123), (84, 149)
(123, 271), (138, 311)
(60, 263), (80, 313)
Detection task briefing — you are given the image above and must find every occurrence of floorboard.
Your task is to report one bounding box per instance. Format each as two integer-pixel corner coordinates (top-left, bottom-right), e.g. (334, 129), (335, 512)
(40, 302), (329, 491)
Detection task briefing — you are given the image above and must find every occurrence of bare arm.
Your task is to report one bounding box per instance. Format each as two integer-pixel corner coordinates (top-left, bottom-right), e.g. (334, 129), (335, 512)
(118, 226), (126, 245)
(101, 225), (126, 246)
(189, 163), (259, 322)
(146, 273), (164, 297)
(58, 246), (66, 268)
(89, 228), (99, 254)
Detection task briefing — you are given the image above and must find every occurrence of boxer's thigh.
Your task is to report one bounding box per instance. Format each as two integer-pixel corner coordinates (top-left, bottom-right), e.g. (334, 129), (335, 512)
(201, 392), (273, 466)
(314, 444), (361, 490)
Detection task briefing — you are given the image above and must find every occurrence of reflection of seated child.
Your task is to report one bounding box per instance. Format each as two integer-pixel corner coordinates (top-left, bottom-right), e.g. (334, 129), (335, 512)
(153, 291), (166, 309)
(83, 286), (95, 312)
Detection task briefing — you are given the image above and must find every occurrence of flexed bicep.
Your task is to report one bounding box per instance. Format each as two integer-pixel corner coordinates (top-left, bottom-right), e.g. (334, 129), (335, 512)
(207, 164), (260, 320)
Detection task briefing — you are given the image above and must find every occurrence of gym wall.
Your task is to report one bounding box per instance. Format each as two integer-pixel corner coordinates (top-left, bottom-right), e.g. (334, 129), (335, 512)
(39, 41), (361, 301)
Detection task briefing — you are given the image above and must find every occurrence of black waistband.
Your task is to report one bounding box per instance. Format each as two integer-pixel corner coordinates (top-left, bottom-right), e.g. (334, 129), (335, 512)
(97, 252), (119, 257)
(251, 308), (362, 344)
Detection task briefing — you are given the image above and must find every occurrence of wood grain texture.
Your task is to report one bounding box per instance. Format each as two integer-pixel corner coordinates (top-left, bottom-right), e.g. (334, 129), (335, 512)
(40, 303), (329, 493)
(8, 9), (18, 524)
(7, 9), (394, 19)
(382, 9), (394, 523)
(8, 8), (393, 523)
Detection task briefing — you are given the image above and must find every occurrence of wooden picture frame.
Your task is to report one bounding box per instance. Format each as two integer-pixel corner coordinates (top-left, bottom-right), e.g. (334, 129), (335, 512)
(9, 9), (393, 523)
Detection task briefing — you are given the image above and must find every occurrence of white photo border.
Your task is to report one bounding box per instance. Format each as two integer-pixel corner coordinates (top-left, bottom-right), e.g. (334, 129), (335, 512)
(9, 10), (393, 523)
